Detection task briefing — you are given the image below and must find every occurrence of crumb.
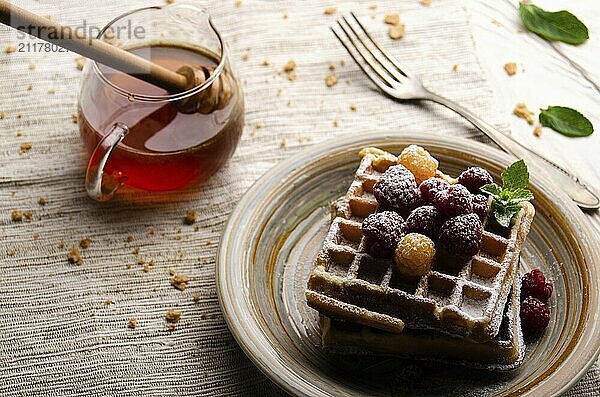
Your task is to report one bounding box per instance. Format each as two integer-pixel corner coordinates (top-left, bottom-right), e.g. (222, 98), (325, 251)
(142, 261), (154, 273)
(16, 131), (22, 137)
(165, 309), (181, 330)
(287, 71), (297, 81)
(234, 0), (242, 6)
(38, 196), (46, 206)
(125, 235), (134, 243)
(19, 143), (32, 155)
(369, 4), (378, 10)
(71, 114), (78, 124)
(17, 113), (22, 119)
(0, 111), (4, 119)
(279, 138), (287, 148)
(340, 59), (346, 66)
(11, 210), (32, 222)
(420, 0), (432, 6)
(192, 293), (201, 303)
(48, 88), (56, 94)
(67, 247), (83, 265)
(333, 119), (339, 127)
(183, 210), (197, 225)
(28, 63), (36, 70)
(127, 318), (137, 329)
(79, 238), (91, 249)
(328, 63), (336, 71)
(283, 12), (288, 19)
(388, 24), (405, 39)
(32, 233), (39, 240)
(513, 103), (535, 125)
(58, 242), (65, 249)
(171, 273), (190, 291)
(126, 263), (132, 269)
(491, 19), (502, 27)
(242, 52), (249, 61)
(452, 64), (458, 71)
(26, 85), (32, 91)
(325, 74), (338, 87)
(7, 248), (16, 256)
(255, 122), (263, 129)
(324, 7), (336, 15)
(350, 104), (357, 111)
(384, 14), (400, 25)
(136, 259), (146, 266)
(148, 228), (155, 235)
(4, 45), (16, 54)
(75, 56), (85, 70)
(504, 62), (517, 76)
(533, 125), (542, 137)
(284, 60), (296, 72)
(132, 246), (140, 255)
(167, 268), (176, 276)
(261, 59), (270, 66)
(165, 0), (174, 3)
(104, 299), (113, 305)
(287, 100), (292, 107)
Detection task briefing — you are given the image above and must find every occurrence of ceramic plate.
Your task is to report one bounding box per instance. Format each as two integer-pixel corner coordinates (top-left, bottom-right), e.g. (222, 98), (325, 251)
(217, 133), (600, 396)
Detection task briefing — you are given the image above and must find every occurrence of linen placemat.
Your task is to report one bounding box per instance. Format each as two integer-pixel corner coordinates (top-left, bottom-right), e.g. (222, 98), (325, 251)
(1, 0), (596, 395)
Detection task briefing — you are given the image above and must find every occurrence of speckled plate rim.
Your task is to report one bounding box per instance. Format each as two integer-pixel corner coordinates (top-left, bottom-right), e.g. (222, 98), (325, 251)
(216, 132), (600, 397)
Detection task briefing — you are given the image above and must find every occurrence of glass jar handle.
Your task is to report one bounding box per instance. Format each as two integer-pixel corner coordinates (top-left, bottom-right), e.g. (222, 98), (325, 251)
(85, 122), (129, 202)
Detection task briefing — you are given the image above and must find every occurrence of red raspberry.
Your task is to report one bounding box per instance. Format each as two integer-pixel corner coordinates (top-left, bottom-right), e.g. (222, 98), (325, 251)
(373, 165), (420, 213)
(438, 213), (483, 257)
(433, 184), (473, 219)
(362, 211), (404, 257)
(403, 205), (441, 239)
(419, 178), (449, 204)
(472, 194), (489, 222)
(521, 269), (553, 302)
(520, 296), (550, 334)
(458, 167), (493, 194)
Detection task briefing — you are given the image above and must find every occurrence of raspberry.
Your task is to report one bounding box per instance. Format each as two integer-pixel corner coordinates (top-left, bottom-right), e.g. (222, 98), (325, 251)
(394, 233), (435, 277)
(397, 145), (439, 183)
(438, 214), (483, 257)
(521, 269), (553, 302)
(373, 165), (420, 213)
(458, 167), (493, 194)
(472, 194), (489, 222)
(419, 178), (450, 204)
(432, 184), (473, 219)
(362, 211), (404, 257)
(403, 205), (441, 239)
(520, 296), (550, 334)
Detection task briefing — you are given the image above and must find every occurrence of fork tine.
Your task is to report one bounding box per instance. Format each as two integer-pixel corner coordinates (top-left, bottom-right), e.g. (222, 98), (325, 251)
(341, 15), (407, 83)
(335, 20), (397, 88)
(350, 12), (413, 79)
(330, 27), (399, 98)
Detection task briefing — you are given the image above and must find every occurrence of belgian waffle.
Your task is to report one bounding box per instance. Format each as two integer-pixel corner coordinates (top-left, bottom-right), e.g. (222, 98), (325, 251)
(320, 275), (525, 371)
(306, 150), (535, 342)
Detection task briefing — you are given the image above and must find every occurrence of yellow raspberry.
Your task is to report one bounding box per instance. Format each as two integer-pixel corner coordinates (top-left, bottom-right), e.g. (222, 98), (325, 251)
(394, 233), (435, 277)
(398, 145), (439, 183)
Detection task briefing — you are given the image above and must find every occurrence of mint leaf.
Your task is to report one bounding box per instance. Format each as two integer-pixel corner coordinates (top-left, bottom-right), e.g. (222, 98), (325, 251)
(485, 160), (534, 228)
(519, 3), (589, 45)
(501, 160), (529, 191)
(539, 106), (594, 138)
(492, 201), (521, 228)
(480, 183), (502, 197)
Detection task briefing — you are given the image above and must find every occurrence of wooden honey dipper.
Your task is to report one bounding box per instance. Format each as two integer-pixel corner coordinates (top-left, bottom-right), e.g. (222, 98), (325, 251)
(0, 1), (230, 114)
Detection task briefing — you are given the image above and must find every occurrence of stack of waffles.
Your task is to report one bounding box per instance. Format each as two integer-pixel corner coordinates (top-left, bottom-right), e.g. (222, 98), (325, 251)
(306, 147), (535, 370)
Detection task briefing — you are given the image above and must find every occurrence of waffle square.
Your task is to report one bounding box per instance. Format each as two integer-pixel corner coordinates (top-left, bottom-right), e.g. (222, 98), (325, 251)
(306, 151), (535, 342)
(320, 274), (525, 371)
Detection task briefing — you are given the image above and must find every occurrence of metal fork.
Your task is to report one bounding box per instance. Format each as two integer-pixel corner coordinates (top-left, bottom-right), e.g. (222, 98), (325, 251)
(332, 12), (599, 210)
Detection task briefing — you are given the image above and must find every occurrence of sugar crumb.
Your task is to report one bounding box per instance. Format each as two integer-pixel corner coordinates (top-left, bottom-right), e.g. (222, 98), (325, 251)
(325, 74), (338, 87)
(127, 318), (137, 329)
(19, 142), (32, 155)
(384, 14), (400, 25)
(388, 24), (405, 40)
(533, 125), (542, 137)
(79, 238), (91, 249)
(171, 273), (190, 291)
(513, 103), (535, 125)
(183, 210), (197, 225)
(324, 7), (336, 15)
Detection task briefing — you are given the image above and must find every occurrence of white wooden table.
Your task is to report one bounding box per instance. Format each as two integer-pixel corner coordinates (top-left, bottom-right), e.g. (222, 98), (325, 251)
(468, 0), (599, 236)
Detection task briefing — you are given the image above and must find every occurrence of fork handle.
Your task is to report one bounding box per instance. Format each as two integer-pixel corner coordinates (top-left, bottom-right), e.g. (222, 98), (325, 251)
(425, 92), (599, 210)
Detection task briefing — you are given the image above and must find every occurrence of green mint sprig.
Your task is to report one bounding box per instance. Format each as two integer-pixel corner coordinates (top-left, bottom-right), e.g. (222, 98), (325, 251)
(519, 3), (589, 45)
(480, 160), (534, 228)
